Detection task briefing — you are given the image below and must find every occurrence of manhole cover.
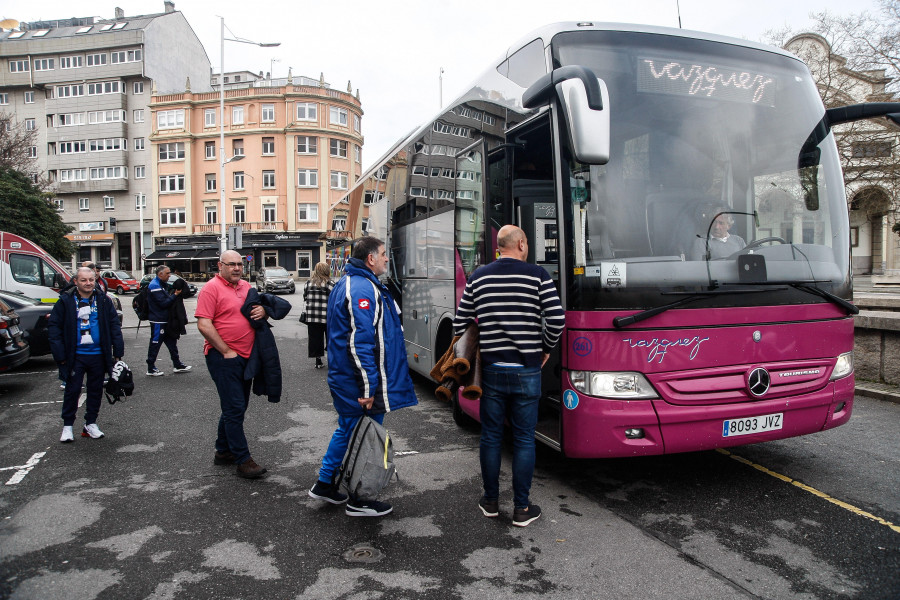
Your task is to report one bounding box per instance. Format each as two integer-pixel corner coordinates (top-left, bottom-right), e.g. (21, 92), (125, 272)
(343, 544), (384, 563)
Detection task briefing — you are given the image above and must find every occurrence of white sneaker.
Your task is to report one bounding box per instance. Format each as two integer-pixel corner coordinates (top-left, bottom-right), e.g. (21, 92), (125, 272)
(60, 426), (74, 443)
(146, 368), (164, 377)
(82, 423), (104, 439)
(173, 365), (192, 373)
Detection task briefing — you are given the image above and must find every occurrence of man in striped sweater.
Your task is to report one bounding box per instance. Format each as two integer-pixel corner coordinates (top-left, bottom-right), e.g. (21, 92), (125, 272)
(453, 225), (565, 527)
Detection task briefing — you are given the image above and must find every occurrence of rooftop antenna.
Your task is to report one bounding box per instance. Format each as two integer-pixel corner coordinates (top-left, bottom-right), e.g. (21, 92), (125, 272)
(676, 0), (682, 28)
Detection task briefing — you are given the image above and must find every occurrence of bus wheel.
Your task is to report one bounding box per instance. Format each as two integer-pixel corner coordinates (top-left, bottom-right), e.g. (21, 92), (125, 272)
(452, 396), (477, 429)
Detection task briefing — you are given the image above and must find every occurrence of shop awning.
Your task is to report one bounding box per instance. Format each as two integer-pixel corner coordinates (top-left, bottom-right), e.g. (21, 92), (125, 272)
(191, 248), (220, 261)
(145, 249), (196, 261)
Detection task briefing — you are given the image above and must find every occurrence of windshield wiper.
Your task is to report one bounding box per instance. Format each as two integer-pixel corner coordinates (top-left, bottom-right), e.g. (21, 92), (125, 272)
(721, 280), (858, 314)
(612, 287), (779, 328)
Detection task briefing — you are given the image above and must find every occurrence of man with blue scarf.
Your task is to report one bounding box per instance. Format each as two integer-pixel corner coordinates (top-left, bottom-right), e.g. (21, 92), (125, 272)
(308, 236), (417, 517)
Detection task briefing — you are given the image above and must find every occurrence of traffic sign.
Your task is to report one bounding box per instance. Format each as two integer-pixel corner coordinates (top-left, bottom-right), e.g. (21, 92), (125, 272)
(246, 255), (253, 262)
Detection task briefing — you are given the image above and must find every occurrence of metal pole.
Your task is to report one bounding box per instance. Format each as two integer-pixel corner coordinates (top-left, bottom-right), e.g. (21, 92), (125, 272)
(439, 67), (444, 109)
(219, 16), (227, 254)
(138, 194), (144, 274)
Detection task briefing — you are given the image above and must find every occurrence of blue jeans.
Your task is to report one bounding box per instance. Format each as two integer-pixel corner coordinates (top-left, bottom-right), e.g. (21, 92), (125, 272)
(147, 323), (182, 370)
(479, 364), (541, 509)
(206, 349), (253, 464)
(61, 353), (105, 426)
(319, 411), (385, 483)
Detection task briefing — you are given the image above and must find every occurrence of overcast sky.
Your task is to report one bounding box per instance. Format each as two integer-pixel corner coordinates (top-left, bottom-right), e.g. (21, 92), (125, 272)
(10, 0), (883, 169)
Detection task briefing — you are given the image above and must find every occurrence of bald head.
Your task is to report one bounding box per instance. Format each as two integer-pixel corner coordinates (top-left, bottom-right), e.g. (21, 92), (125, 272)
(218, 250), (245, 284)
(497, 225), (528, 261)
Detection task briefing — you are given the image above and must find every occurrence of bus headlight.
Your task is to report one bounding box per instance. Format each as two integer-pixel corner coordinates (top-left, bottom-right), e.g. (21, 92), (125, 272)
(569, 371), (659, 399)
(830, 351), (853, 380)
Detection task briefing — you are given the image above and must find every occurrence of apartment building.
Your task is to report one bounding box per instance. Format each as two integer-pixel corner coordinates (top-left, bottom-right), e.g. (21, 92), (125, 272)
(147, 75), (364, 277)
(0, 2), (211, 273)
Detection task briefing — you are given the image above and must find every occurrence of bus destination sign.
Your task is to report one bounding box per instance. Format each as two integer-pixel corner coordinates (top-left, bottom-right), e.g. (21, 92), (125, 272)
(638, 57), (776, 107)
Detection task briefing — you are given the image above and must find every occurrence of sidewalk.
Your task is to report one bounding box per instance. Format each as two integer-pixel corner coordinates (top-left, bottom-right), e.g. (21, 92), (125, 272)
(855, 380), (900, 404)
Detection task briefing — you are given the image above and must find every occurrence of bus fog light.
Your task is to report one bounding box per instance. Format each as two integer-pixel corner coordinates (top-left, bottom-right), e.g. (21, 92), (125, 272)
(830, 351), (853, 380)
(570, 370), (587, 392)
(624, 428), (644, 439)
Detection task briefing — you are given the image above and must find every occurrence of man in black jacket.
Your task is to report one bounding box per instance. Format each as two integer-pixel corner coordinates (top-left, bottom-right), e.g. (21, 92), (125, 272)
(49, 267), (124, 442)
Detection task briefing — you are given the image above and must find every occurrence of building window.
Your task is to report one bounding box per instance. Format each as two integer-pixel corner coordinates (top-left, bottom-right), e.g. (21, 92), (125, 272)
(134, 138), (145, 151)
(364, 190), (384, 205)
(233, 205), (246, 223)
(156, 109), (184, 129)
(53, 198), (64, 211)
(232, 139), (244, 156)
(33, 58), (55, 71)
(330, 138), (348, 158)
(263, 204), (276, 222)
(851, 142), (892, 158)
(60, 169), (87, 182)
(297, 136), (317, 154)
(59, 141), (86, 154)
(331, 215), (347, 231)
(206, 173), (217, 192)
(160, 208), (186, 226)
(79, 198), (90, 211)
(205, 109), (216, 127)
(128, 50), (142, 62)
(110, 51), (126, 64)
(330, 107), (348, 126)
(361, 218), (369, 234)
(60, 56), (83, 69)
(89, 138), (126, 152)
(103, 196), (115, 211)
(9, 60), (30, 73)
(353, 114), (361, 132)
(28, 146), (37, 158)
(262, 170), (275, 188)
(0, 93), (7, 104)
(261, 104), (275, 123)
(262, 137), (275, 155)
(56, 113), (86, 127)
(54, 84), (84, 98)
(133, 81), (144, 94)
(296, 102), (317, 121)
(86, 53), (107, 66)
(205, 206), (217, 224)
(134, 166), (145, 179)
(298, 203), (318, 222)
(159, 174), (186, 193)
(133, 109), (144, 123)
(234, 171), (245, 190)
(25, 119), (35, 131)
(232, 106), (244, 125)
(205, 141), (216, 159)
(355, 145), (361, 163)
(330, 171), (348, 190)
(159, 142), (185, 161)
(24, 91), (34, 104)
(135, 193), (147, 210)
(90, 166), (126, 180)
(297, 169), (318, 188)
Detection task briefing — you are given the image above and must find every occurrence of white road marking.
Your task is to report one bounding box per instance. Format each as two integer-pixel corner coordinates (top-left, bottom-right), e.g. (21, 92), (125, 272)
(15, 400), (64, 406)
(394, 451), (419, 456)
(78, 392), (86, 407)
(4, 452), (46, 485)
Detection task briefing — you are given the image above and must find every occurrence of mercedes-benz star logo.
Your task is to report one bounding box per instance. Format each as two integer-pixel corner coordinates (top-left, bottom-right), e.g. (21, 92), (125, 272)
(747, 367), (771, 397)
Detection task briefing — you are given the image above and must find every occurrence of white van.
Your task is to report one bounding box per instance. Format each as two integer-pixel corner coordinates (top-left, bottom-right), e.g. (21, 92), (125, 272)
(0, 232), (71, 302)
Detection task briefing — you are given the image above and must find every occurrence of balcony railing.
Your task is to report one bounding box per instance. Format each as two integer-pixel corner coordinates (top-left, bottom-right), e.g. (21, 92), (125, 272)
(194, 221), (286, 233)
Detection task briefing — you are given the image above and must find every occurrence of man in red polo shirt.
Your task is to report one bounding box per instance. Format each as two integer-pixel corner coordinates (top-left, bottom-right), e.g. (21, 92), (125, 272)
(196, 250), (268, 478)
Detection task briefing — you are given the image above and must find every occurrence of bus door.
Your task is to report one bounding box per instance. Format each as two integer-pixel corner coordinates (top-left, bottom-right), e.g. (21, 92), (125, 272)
(488, 114), (564, 448)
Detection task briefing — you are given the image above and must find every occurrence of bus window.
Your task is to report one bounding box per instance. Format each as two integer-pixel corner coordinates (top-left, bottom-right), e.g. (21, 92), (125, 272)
(455, 147), (486, 277)
(497, 38), (547, 88)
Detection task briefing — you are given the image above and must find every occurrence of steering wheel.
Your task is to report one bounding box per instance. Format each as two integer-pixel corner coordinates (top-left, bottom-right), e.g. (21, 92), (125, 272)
(742, 236), (787, 251)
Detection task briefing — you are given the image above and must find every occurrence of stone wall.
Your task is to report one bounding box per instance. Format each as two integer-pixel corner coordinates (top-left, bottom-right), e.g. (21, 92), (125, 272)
(854, 312), (900, 385)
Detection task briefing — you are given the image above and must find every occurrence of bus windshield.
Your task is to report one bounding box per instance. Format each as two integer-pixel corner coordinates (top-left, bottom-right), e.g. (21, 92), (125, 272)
(552, 31), (850, 311)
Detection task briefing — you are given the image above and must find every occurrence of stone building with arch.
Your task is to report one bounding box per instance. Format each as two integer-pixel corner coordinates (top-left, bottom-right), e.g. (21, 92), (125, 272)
(786, 33), (900, 281)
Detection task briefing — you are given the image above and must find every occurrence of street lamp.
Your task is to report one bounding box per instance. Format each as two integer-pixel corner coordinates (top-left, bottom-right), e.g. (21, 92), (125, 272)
(218, 16), (280, 254)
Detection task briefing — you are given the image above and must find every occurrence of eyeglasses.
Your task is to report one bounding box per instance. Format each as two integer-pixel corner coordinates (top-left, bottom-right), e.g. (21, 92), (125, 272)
(220, 261), (243, 268)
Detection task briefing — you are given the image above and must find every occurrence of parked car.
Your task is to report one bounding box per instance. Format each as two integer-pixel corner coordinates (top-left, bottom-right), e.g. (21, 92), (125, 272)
(255, 266), (295, 294)
(102, 270), (140, 295)
(0, 290), (53, 356)
(139, 273), (198, 297)
(0, 295), (30, 372)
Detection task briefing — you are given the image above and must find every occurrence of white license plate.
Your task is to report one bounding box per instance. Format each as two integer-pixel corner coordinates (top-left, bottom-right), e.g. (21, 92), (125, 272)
(9, 324), (20, 335)
(722, 412), (783, 437)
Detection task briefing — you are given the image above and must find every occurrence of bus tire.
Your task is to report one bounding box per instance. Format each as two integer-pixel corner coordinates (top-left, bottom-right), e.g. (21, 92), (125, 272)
(451, 395), (477, 429)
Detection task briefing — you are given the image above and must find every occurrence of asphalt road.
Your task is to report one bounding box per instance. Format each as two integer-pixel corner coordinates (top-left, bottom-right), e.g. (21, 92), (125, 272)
(0, 288), (897, 599)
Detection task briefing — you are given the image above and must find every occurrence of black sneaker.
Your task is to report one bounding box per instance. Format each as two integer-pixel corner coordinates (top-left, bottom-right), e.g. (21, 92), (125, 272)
(308, 480), (348, 505)
(479, 497), (499, 517)
(345, 499), (393, 517)
(512, 504), (541, 527)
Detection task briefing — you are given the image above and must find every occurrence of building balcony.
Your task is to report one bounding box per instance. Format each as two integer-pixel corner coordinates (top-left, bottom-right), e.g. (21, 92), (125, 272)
(193, 221), (287, 234)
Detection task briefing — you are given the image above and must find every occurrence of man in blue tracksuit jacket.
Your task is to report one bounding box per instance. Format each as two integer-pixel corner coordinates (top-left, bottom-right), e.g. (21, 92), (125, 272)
(146, 264), (190, 376)
(308, 236), (417, 518)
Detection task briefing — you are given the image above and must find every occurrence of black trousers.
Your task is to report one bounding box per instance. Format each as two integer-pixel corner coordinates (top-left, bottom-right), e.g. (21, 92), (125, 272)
(307, 322), (326, 358)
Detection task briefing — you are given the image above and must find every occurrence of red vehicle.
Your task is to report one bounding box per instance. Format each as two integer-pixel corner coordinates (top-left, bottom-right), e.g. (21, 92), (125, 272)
(101, 270), (140, 294)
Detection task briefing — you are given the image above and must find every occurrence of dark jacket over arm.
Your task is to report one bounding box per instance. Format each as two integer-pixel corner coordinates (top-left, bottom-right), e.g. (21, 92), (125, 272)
(240, 289), (292, 402)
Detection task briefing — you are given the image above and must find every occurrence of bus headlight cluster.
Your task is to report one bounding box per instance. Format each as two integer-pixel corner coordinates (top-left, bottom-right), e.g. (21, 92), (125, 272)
(569, 371), (659, 399)
(830, 351), (853, 380)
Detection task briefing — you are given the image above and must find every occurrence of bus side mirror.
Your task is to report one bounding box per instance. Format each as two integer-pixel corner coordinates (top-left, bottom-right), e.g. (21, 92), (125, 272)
(523, 65), (610, 165)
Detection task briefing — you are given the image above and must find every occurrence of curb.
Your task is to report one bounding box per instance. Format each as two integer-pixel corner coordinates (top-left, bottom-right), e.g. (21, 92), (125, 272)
(855, 383), (900, 405)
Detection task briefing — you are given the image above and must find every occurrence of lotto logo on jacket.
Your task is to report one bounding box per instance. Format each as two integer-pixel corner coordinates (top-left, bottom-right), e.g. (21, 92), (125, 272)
(358, 299), (370, 310)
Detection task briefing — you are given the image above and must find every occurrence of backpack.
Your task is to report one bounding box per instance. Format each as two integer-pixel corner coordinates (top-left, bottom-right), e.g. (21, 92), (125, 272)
(105, 360), (135, 404)
(132, 286), (150, 321)
(335, 415), (396, 501)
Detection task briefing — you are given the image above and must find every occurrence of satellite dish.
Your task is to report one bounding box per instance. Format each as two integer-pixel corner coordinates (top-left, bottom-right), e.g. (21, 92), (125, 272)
(0, 19), (20, 30)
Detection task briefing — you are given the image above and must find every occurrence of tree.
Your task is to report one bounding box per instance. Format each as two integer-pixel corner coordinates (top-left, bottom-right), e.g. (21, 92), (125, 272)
(0, 112), (43, 181)
(0, 166), (73, 259)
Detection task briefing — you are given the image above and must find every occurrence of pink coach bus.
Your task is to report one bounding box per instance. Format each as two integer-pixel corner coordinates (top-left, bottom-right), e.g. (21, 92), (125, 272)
(338, 23), (898, 457)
